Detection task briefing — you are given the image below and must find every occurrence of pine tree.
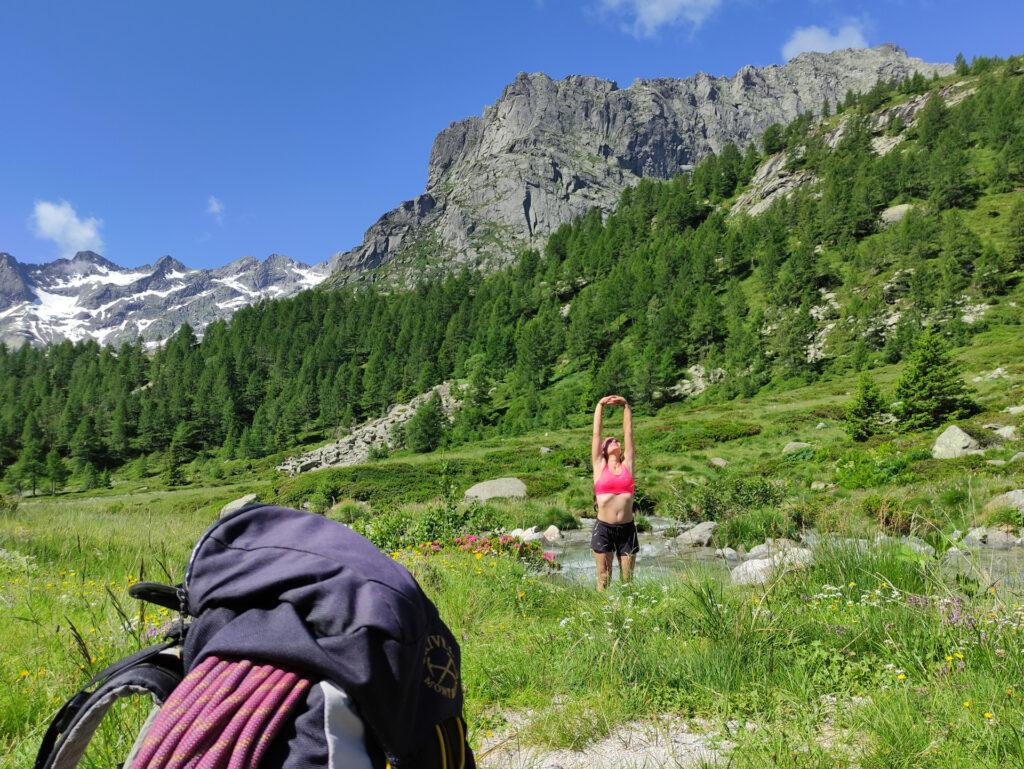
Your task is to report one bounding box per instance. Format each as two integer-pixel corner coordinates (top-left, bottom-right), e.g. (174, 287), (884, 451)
(405, 393), (446, 453)
(954, 53), (969, 76)
(45, 449), (69, 495)
(845, 372), (887, 441)
(1008, 199), (1024, 269)
(761, 123), (785, 155)
(893, 331), (977, 429)
(915, 92), (949, 150)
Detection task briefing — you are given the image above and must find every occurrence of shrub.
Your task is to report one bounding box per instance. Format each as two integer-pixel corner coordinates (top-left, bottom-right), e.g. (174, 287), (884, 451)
(327, 501), (369, 525)
(860, 494), (915, 534)
(303, 491), (332, 514)
(713, 508), (796, 549)
(835, 444), (914, 489)
(982, 504), (1023, 529)
(0, 495), (19, 517)
(634, 515), (652, 533)
(523, 506), (579, 531)
(368, 443), (390, 461)
(686, 475), (784, 521)
(355, 508), (415, 551)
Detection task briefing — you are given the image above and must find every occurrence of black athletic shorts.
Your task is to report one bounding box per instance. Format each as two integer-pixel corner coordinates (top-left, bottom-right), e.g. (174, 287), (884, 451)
(591, 519), (640, 556)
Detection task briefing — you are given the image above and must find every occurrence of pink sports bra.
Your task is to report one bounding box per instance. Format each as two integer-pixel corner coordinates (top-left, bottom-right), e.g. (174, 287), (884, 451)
(594, 463), (635, 496)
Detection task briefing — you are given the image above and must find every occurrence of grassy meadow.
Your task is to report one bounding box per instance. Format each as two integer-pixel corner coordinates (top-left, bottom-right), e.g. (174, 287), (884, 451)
(3, 314), (1024, 768)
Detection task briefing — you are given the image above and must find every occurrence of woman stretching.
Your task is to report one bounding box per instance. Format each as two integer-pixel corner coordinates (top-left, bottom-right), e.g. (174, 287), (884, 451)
(591, 394), (637, 591)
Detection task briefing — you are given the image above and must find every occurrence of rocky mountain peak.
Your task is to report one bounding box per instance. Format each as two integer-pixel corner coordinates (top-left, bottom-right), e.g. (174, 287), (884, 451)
(330, 45), (950, 282)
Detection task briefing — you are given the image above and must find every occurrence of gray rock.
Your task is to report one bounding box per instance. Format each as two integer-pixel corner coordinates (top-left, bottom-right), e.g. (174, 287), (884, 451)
(987, 459), (1007, 467)
(220, 493), (259, 519)
(994, 425), (1020, 441)
(543, 524), (562, 542)
(715, 547), (739, 560)
(880, 203), (914, 226)
(730, 558), (776, 586)
(746, 537), (797, 560)
(815, 422), (828, 430)
(962, 526), (1017, 550)
(1004, 405), (1024, 415)
(668, 364), (725, 399)
(985, 490), (1024, 515)
(539, 446), (553, 455)
(326, 47), (950, 282)
(810, 480), (828, 491)
(1011, 453), (1024, 464)
(782, 441), (812, 454)
(464, 477), (528, 502)
(931, 426), (983, 459)
(676, 521), (718, 547)
(509, 525), (544, 542)
(708, 457), (729, 469)
(902, 536), (936, 558)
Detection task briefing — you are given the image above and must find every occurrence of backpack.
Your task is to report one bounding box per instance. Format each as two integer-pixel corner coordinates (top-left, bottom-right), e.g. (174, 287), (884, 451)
(34, 504), (475, 769)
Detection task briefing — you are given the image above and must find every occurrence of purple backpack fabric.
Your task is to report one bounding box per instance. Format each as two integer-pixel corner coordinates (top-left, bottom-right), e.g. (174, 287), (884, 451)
(35, 504), (475, 769)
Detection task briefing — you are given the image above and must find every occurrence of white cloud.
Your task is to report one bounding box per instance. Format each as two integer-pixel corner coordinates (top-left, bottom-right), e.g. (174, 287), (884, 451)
(30, 200), (104, 258)
(206, 195), (224, 224)
(599, 0), (722, 37)
(782, 22), (868, 61)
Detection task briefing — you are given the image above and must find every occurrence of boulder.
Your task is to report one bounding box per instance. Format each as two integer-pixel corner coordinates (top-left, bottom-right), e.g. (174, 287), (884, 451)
(539, 446), (553, 455)
(902, 535), (936, 558)
(985, 490), (1024, 515)
(219, 493), (259, 519)
(543, 525), (562, 542)
(810, 481), (828, 491)
(508, 526), (545, 543)
(715, 547), (739, 560)
(464, 477), (527, 502)
(1011, 453), (1024, 464)
(731, 547), (813, 585)
(962, 526), (1016, 550)
(994, 426), (1020, 441)
(931, 426), (983, 459)
(676, 521), (718, 547)
(746, 537), (797, 560)
(783, 441), (812, 454)
(1004, 405), (1024, 415)
(880, 203), (914, 226)
(730, 558), (775, 586)
(815, 422), (828, 430)
(708, 457), (729, 469)
(987, 460), (1007, 467)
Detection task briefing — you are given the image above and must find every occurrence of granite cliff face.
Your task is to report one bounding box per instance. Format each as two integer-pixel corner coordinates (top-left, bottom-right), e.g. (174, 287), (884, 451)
(329, 45), (950, 281)
(0, 250), (328, 347)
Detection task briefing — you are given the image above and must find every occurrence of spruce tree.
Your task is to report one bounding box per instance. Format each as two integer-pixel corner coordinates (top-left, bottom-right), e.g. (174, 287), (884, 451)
(761, 123), (785, 154)
(405, 393), (446, 453)
(845, 372), (887, 441)
(45, 449), (69, 495)
(1008, 199), (1024, 269)
(893, 330), (977, 429)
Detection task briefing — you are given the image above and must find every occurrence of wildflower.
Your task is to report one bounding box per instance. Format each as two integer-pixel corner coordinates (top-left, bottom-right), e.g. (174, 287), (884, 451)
(1006, 688), (1015, 697)
(848, 582), (856, 588)
(963, 700), (972, 709)
(945, 655), (953, 662)
(475, 553), (483, 560)
(984, 712), (994, 719)
(897, 673), (907, 681)
(19, 670), (29, 679)
(517, 591), (525, 599)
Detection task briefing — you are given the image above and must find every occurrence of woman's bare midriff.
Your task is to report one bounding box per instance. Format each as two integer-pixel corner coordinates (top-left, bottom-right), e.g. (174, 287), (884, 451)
(596, 493), (634, 524)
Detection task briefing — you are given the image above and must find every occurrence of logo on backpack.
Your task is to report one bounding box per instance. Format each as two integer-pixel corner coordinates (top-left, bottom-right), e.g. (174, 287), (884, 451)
(423, 634), (459, 699)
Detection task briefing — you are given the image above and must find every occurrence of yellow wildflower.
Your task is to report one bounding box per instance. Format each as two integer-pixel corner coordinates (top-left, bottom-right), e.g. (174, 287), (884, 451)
(945, 655), (953, 662)
(475, 552), (483, 560)
(19, 670), (29, 679)
(848, 582), (856, 587)
(984, 712), (994, 719)
(897, 673), (907, 681)
(963, 700), (972, 709)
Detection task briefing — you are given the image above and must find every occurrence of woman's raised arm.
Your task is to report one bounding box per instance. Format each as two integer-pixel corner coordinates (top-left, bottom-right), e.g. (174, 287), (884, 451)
(592, 397), (607, 467)
(623, 400), (634, 470)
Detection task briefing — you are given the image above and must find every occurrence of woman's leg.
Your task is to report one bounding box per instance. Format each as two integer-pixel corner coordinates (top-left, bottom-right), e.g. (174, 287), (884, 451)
(593, 551), (613, 591)
(618, 553), (636, 583)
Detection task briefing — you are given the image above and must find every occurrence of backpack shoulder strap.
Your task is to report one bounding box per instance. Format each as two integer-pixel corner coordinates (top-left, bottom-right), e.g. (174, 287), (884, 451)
(34, 640), (183, 769)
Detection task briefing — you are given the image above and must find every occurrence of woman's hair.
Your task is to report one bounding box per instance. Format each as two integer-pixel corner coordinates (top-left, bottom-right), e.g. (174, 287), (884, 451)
(600, 436), (617, 460)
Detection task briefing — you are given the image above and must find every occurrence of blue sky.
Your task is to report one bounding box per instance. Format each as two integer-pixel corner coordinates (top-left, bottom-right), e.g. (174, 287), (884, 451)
(2, 1), (1021, 269)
